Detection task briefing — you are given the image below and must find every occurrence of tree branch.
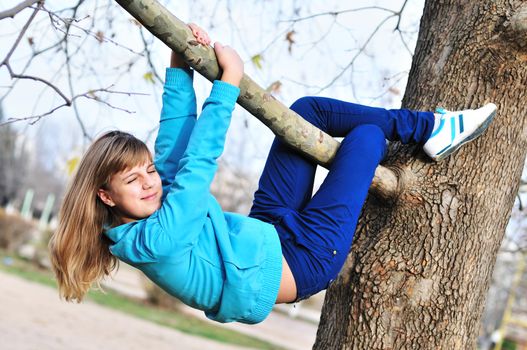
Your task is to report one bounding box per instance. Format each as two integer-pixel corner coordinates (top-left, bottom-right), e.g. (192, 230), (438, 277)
(0, 0), (41, 20)
(280, 6), (399, 23)
(114, 0), (402, 199)
(0, 1), (150, 141)
(0, 87), (146, 126)
(1, 3), (40, 66)
(0, 2), (73, 106)
(5, 63), (71, 103)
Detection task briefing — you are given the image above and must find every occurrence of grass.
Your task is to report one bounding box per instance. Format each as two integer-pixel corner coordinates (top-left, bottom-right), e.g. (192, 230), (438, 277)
(0, 252), (283, 350)
(503, 339), (517, 350)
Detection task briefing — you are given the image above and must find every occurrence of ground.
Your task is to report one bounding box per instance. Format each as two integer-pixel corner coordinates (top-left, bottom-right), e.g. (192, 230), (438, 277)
(0, 270), (252, 350)
(0, 268), (319, 350)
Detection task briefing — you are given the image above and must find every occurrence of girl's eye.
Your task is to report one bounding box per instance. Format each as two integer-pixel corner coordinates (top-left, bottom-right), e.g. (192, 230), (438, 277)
(148, 168), (157, 174)
(126, 178), (137, 184)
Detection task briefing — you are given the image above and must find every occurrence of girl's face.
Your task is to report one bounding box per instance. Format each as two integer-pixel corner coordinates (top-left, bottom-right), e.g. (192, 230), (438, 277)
(97, 161), (162, 224)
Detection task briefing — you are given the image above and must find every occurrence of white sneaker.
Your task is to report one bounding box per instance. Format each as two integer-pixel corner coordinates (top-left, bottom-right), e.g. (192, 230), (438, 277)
(423, 103), (497, 161)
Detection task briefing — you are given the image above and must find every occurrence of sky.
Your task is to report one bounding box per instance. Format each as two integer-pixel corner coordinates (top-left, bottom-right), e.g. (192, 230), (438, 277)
(0, 0), (426, 177)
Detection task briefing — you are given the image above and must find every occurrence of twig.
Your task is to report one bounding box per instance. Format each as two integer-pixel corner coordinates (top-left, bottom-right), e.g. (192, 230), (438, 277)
(394, 0), (412, 55)
(1, 4), (41, 65)
(0, 87), (146, 126)
(316, 14), (396, 93)
(62, 1), (89, 139)
(5, 63), (70, 103)
(279, 6), (398, 23)
(38, 4), (143, 55)
(0, 0), (40, 20)
(0, 3), (72, 106)
(139, 26), (163, 84)
(394, 0), (409, 31)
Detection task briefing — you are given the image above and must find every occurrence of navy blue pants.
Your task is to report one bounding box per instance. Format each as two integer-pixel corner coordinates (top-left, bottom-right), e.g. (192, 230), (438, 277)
(249, 97), (435, 300)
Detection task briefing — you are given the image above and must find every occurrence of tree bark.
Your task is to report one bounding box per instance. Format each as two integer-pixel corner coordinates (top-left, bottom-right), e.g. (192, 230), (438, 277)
(114, 0), (401, 200)
(314, 1), (527, 349)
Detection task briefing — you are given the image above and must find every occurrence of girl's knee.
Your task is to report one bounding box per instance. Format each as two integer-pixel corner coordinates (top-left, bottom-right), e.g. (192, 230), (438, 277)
(290, 96), (315, 113)
(343, 124), (387, 159)
(290, 96), (323, 128)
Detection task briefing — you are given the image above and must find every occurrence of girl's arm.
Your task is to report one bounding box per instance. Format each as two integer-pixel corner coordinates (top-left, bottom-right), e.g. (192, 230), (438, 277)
(154, 24), (210, 201)
(156, 43), (243, 242)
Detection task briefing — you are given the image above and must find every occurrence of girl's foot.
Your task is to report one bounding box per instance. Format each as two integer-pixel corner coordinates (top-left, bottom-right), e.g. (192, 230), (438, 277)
(423, 103), (497, 161)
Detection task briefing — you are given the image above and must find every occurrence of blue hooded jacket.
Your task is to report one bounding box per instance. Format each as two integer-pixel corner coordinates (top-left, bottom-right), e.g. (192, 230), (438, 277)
(104, 68), (282, 324)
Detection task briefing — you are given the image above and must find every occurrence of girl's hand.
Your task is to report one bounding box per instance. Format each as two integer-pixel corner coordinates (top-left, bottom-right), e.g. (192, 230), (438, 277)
(170, 23), (211, 68)
(214, 42), (244, 87)
(188, 23), (211, 46)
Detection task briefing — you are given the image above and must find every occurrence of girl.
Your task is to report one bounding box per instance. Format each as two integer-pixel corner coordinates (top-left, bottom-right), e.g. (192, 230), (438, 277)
(49, 24), (496, 324)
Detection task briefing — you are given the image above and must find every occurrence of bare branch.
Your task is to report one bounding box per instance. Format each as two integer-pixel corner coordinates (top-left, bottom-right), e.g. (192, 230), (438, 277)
(83, 86), (149, 114)
(1, 3), (41, 65)
(316, 14), (396, 93)
(139, 26), (163, 84)
(280, 6), (398, 23)
(0, 3), (72, 107)
(37, 5), (143, 55)
(396, 29), (413, 56)
(0, 0), (153, 133)
(0, 0), (40, 20)
(0, 87), (147, 126)
(366, 71), (408, 102)
(4, 63), (71, 103)
(62, 1), (89, 139)
(393, 0), (409, 31)
(394, 0), (413, 55)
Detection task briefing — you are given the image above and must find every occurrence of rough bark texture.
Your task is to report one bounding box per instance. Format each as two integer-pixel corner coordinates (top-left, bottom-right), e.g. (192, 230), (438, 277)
(314, 1), (527, 349)
(114, 0), (401, 200)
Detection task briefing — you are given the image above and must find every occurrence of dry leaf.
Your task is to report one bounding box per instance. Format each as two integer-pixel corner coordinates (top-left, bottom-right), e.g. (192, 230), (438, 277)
(286, 30), (296, 53)
(95, 31), (104, 43)
(265, 81), (282, 94)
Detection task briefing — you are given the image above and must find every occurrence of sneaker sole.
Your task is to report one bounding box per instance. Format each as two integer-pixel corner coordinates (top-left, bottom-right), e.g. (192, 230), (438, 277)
(434, 109), (496, 162)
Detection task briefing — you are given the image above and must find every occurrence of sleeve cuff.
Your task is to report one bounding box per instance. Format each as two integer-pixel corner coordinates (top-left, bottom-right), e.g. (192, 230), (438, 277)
(209, 80), (240, 105)
(165, 68), (194, 87)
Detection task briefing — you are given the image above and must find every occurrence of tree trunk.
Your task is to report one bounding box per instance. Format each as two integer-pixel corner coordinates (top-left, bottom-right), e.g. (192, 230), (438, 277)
(314, 1), (527, 349)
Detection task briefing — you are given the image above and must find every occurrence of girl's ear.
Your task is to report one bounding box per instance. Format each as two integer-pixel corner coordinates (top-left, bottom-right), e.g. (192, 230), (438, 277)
(97, 189), (115, 207)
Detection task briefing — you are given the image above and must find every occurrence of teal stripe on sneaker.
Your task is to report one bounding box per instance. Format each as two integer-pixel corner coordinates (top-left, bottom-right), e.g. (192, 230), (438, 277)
(436, 143), (451, 155)
(458, 114), (464, 133)
(430, 117), (445, 138)
(450, 116), (456, 141)
(435, 116), (457, 156)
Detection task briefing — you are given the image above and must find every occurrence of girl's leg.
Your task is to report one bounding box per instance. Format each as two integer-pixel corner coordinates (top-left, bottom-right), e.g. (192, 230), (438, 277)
(290, 96), (435, 143)
(249, 97), (432, 300)
(281, 124), (387, 299)
(249, 96), (433, 222)
(249, 134), (317, 223)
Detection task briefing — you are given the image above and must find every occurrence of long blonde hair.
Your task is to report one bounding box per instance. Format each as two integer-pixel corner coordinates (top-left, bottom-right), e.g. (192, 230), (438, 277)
(49, 131), (152, 301)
